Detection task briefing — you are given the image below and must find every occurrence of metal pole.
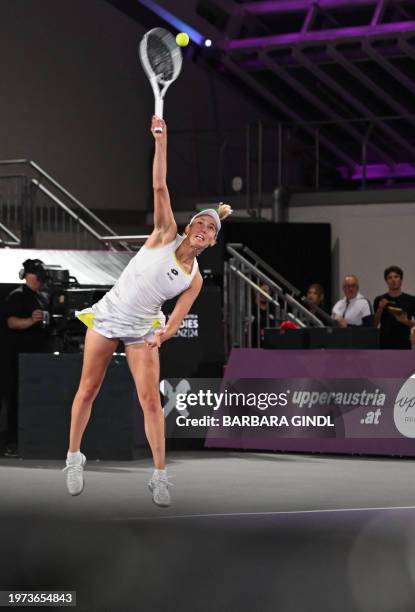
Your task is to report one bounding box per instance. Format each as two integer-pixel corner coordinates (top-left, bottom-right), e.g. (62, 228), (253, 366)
(223, 262), (229, 356)
(256, 284), (261, 348)
(229, 262), (235, 349)
(361, 122), (373, 190)
(21, 177), (34, 247)
(257, 120), (263, 217)
(241, 264), (247, 347)
(246, 123), (251, 212)
(315, 127), (320, 189)
(238, 271), (243, 347)
(277, 123), (283, 187)
(362, 138), (367, 190)
(247, 276), (252, 348)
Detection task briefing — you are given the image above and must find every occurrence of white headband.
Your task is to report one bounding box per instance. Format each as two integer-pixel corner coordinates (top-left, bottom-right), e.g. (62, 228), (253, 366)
(189, 209), (221, 233)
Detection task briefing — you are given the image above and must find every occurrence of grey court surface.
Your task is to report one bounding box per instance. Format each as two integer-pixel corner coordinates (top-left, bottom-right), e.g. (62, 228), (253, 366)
(1, 450), (415, 612)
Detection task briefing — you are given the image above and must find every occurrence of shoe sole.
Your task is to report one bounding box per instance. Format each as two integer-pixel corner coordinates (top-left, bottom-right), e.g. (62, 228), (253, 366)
(69, 481), (85, 497)
(148, 483), (171, 507)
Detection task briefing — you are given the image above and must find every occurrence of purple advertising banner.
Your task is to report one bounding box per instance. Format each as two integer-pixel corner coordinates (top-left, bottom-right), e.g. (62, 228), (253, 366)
(205, 349), (415, 456)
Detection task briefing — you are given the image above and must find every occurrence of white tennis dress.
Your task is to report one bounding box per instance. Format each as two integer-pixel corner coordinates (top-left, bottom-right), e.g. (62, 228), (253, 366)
(77, 234), (198, 340)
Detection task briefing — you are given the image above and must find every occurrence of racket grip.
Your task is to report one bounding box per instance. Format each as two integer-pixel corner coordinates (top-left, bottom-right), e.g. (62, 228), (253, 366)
(155, 97), (164, 133)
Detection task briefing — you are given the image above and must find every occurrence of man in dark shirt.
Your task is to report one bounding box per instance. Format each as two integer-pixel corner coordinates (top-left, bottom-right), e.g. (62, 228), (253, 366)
(373, 266), (415, 349)
(2, 259), (51, 456)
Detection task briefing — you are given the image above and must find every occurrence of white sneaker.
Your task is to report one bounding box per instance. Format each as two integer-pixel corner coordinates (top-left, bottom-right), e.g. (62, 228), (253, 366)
(63, 453), (86, 496)
(148, 472), (173, 507)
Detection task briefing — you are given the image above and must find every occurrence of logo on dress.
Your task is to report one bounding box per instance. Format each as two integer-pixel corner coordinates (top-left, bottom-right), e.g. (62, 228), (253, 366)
(167, 268), (179, 281)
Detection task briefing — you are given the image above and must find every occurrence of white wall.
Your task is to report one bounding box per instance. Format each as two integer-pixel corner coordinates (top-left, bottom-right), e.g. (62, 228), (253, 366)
(288, 202), (415, 306)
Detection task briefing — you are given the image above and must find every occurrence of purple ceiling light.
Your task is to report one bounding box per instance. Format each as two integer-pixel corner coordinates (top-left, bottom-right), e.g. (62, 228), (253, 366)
(339, 163), (415, 180)
(242, 0), (406, 15)
(136, 0), (204, 46)
(227, 21), (415, 50)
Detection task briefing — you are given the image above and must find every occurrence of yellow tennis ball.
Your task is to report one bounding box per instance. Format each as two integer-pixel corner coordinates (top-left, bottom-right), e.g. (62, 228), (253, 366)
(176, 32), (189, 47)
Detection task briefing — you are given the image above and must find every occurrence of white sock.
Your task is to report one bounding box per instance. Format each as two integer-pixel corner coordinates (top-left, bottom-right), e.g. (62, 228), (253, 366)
(153, 468), (167, 478)
(67, 450), (82, 463)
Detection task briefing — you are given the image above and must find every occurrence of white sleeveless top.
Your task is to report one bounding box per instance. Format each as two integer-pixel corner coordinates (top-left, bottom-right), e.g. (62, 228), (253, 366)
(78, 234), (199, 338)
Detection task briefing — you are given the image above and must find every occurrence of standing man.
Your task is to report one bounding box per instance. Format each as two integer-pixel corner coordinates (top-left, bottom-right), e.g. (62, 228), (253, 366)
(332, 275), (373, 327)
(2, 259), (51, 456)
(374, 266), (415, 349)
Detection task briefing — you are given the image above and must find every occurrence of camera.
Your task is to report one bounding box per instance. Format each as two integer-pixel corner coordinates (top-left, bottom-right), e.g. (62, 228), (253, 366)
(19, 258), (109, 352)
(19, 259), (72, 287)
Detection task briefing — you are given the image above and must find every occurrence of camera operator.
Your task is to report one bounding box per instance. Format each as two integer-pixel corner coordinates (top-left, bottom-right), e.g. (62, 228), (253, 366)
(2, 259), (51, 457)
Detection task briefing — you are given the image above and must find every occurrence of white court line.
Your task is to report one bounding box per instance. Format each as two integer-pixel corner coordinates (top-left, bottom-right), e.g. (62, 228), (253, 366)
(109, 505), (415, 522)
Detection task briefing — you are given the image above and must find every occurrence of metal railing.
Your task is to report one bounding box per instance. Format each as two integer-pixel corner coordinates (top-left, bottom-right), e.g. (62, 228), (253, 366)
(0, 220), (20, 246)
(0, 160), (149, 250)
(225, 243), (334, 350)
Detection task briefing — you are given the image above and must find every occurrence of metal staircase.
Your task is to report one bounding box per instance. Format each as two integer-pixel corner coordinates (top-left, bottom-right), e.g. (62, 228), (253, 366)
(0, 160), (149, 251)
(225, 243), (334, 350)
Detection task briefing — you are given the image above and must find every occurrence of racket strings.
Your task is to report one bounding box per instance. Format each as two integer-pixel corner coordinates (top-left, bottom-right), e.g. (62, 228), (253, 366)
(147, 34), (174, 82)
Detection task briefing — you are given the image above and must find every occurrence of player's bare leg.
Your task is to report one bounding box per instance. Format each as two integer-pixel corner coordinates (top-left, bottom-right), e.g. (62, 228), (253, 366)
(64, 329), (118, 495)
(126, 342), (171, 507)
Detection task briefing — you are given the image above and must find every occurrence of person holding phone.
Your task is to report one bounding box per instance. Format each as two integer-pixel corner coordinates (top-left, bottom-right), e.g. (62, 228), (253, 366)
(373, 266), (415, 349)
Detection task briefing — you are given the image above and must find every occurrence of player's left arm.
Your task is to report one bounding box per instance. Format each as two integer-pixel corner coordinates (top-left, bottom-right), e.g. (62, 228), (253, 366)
(146, 272), (203, 348)
(145, 116), (177, 249)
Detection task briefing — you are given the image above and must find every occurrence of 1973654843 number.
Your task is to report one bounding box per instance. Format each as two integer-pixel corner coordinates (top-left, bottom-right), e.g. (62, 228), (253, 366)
(2, 592), (75, 606)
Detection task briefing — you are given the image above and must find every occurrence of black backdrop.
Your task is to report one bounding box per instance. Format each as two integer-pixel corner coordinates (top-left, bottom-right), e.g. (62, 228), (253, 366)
(197, 220), (332, 308)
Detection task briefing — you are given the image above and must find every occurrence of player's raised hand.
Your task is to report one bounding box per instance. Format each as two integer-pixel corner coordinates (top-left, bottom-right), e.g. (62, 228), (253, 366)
(151, 115), (167, 140)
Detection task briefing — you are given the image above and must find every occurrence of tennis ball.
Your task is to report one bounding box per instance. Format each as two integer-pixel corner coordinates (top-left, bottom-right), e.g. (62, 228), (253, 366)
(176, 32), (189, 47)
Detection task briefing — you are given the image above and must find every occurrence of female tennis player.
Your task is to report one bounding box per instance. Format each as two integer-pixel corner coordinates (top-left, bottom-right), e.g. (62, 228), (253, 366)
(63, 115), (232, 507)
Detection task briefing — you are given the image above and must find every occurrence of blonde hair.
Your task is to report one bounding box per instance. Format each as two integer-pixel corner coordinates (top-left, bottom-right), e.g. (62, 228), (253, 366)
(217, 202), (233, 221)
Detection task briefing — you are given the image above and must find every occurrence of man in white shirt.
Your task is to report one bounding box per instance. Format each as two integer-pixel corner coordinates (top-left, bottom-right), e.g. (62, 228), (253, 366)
(332, 275), (373, 327)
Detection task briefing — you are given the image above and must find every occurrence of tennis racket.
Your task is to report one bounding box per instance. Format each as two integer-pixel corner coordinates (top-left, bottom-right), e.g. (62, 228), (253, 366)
(139, 28), (183, 133)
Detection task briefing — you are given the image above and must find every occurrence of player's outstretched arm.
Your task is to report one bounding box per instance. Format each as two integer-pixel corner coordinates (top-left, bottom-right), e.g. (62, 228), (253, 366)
(146, 116), (177, 248)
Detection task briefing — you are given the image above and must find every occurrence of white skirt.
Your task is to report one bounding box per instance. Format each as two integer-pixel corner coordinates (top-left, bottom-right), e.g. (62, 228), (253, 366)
(76, 305), (166, 339)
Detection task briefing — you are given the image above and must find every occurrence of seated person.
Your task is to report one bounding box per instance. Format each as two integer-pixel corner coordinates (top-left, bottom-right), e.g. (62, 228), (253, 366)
(332, 275), (373, 327)
(302, 283), (335, 326)
(306, 283), (326, 311)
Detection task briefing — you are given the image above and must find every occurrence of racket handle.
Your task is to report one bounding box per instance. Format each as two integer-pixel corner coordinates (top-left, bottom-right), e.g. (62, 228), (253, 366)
(154, 97), (164, 132)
